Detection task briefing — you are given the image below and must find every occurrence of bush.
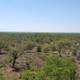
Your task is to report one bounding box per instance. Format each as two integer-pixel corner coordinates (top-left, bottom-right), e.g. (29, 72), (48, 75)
(21, 57), (76, 80)
(37, 46), (42, 52)
(22, 70), (35, 80)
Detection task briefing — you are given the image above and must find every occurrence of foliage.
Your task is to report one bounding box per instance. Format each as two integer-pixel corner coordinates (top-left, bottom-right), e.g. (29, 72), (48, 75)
(0, 33), (79, 80)
(21, 57), (76, 80)
(37, 46), (42, 52)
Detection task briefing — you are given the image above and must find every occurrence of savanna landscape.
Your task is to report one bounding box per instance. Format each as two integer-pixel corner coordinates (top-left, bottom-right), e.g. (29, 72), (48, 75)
(0, 0), (80, 80)
(0, 32), (80, 80)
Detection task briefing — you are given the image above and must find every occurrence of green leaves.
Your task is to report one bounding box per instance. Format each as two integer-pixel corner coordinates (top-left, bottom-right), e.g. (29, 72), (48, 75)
(22, 70), (35, 80)
(21, 57), (76, 80)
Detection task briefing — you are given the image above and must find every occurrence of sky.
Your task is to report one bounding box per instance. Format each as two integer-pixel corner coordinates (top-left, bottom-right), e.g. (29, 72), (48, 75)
(0, 0), (80, 32)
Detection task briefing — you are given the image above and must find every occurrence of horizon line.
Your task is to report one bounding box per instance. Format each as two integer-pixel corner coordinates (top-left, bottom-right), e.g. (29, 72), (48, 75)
(0, 31), (80, 34)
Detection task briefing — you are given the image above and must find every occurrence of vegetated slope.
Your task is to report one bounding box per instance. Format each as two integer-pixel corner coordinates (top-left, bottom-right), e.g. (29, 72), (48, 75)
(0, 32), (80, 80)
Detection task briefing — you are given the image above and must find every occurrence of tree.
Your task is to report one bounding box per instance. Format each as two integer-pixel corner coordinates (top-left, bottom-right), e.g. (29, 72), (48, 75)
(11, 50), (18, 68)
(10, 46), (18, 68)
(37, 46), (42, 52)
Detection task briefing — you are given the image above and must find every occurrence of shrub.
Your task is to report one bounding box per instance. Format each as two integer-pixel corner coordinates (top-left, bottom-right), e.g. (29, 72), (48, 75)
(37, 46), (42, 52)
(21, 57), (76, 80)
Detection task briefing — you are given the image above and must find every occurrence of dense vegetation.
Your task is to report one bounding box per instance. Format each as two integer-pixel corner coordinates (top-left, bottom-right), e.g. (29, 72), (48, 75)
(22, 57), (76, 80)
(0, 32), (80, 80)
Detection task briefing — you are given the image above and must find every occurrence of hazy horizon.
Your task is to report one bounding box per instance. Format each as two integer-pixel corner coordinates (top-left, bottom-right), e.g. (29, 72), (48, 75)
(0, 0), (80, 32)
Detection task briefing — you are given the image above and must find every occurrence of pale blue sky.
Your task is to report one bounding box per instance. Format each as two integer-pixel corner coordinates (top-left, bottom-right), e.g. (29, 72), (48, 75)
(0, 0), (80, 32)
